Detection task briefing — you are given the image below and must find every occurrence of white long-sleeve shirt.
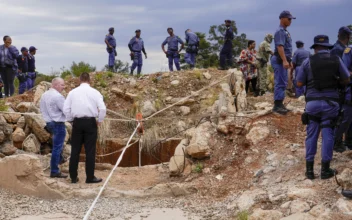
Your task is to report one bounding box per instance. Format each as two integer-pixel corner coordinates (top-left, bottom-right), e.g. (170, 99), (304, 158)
(40, 88), (66, 122)
(63, 83), (106, 122)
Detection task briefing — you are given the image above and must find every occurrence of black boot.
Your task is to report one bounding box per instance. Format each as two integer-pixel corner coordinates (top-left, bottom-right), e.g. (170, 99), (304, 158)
(272, 100), (288, 115)
(334, 138), (346, 153)
(130, 70), (133, 76)
(260, 90), (266, 96)
(321, 161), (337, 180)
(217, 66), (226, 70)
(305, 161), (315, 180)
(278, 100), (290, 112)
(137, 70), (141, 77)
(254, 90), (259, 97)
(344, 129), (352, 150)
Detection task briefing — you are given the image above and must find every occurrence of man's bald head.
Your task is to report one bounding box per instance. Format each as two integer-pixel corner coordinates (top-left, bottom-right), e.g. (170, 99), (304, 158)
(52, 77), (65, 93)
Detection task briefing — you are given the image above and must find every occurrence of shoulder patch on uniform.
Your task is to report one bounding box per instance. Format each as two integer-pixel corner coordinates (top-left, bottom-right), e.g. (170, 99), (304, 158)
(345, 48), (351, 54)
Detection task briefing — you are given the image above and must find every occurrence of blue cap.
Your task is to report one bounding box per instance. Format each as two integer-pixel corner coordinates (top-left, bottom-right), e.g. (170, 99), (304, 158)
(310, 35), (333, 49)
(29, 46), (37, 51)
(20, 47), (28, 52)
(135, 29), (141, 32)
(108, 27), (114, 31)
(339, 26), (352, 35)
(225, 19), (231, 23)
(279, 10), (296, 19)
(296, 40), (304, 45)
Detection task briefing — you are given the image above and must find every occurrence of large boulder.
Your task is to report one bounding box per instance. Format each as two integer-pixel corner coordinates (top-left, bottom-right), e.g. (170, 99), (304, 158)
(12, 127), (26, 143)
(228, 189), (268, 211)
(63, 144), (71, 158)
(290, 200), (311, 214)
(33, 81), (51, 106)
(249, 209), (283, 220)
(22, 134), (41, 153)
(0, 154), (64, 199)
(3, 107), (21, 124)
(0, 115), (13, 137)
(0, 131), (5, 143)
(142, 100), (157, 118)
(16, 102), (32, 113)
(228, 68), (247, 111)
(169, 139), (189, 176)
(246, 126), (270, 145)
(334, 198), (352, 214)
(186, 121), (213, 159)
(24, 115), (50, 143)
(0, 142), (17, 156)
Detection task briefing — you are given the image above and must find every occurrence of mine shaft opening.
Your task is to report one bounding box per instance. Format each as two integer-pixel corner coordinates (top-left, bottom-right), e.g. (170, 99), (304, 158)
(79, 139), (182, 167)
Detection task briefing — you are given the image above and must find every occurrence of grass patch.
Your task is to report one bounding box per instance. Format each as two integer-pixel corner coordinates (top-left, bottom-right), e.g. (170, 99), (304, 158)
(154, 99), (163, 110)
(0, 99), (8, 111)
(236, 211), (249, 220)
(107, 71), (114, 78)
(194, 70), (202, 80)
(192, 162), (203, 173)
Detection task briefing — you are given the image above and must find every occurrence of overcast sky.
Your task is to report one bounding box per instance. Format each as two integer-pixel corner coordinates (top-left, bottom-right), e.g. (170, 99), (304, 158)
(1, 0), (350, 74)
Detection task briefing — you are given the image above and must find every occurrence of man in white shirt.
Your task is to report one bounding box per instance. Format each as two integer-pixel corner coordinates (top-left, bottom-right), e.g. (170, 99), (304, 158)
(63, 72), (106, 184)
(40, 77), (68, 178)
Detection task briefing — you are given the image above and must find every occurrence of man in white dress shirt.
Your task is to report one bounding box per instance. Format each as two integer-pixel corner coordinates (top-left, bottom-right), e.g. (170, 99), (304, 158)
(40, 77), (68, 178)
(63, 72), (106, 184)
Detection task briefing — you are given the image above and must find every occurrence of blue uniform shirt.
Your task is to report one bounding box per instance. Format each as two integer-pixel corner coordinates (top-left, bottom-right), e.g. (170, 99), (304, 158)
(330, 40), (346, 58)
(162, 35), (184, 51)
(292, 48), (310, 66)
(274, 25), (293, 58)
(105, 34), (116, 48)
(185, 32), (199, 46)
(17, 55), (28, 73)
(342, 46), (352, 100)
(0, 45), (19, 70)
(128, 36), (144, 52)
(28, 54), (35, 72)
(222, 27), (234, 42)
(297, 50), (350, 99)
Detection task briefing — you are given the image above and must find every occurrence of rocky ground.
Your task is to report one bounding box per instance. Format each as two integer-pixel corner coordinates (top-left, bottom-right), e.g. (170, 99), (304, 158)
(1, 69), (352, 220)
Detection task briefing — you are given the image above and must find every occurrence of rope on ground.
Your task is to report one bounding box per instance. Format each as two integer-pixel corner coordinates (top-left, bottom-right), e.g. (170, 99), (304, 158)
(144, 73), (231, 121)
(106, 109), (136, 121)
(83, 123), (141, 220)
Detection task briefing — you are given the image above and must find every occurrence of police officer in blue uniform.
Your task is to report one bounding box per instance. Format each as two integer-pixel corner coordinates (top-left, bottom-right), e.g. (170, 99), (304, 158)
(27, 46), (37, 90)
(296, 35), (350, 180)
(184, 29), (200, 69)
(331, 26), (351, 58)
(128, 29), (147, 76)
(331, 27), (352, 153)
(105, 27), (117, 71)
(17, 47), (29, 94)
(271, 11), (295, 115)
(334, 45), (352, 152)
(218, 20), (234, 70)
(162, 28), (184, 72)
(290, 41), (310, 98)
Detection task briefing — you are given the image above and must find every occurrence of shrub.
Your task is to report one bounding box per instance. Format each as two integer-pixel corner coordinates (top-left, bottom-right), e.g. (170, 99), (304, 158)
(70, 61), (96, 77)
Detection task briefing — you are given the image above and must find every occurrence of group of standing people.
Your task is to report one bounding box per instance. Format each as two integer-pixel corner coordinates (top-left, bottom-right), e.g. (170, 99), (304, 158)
(267, 10), (352, 180)
(0, 36), (37, 97)
(40, 73), (107, 184)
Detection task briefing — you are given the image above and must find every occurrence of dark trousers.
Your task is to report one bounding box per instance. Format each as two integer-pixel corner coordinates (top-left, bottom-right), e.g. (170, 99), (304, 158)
(69, 118), (97, 180)
(0, 67), (15, 96)
(219, 42), (233, 68)
(245, 78), (257, 93)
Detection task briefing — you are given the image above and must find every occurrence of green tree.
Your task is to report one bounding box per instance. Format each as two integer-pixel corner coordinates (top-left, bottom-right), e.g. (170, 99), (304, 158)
(103, 59), (130, 73)
(70, 61), (96, 77)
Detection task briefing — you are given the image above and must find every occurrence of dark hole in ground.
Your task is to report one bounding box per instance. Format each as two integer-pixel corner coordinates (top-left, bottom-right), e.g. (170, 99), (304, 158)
(80, 139), (181, 167)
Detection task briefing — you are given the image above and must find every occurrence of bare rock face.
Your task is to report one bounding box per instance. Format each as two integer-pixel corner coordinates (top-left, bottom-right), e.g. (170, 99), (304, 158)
(249, 209), (283, 220)
(228, 68), (247, 111)
(16, 102), (32, 113)
(0, 131), (5, 144)
(186, 121), (213, 159)
(24, 115), (50, 143)
(228, 189), (268, 211)
(12, 127), (26, 143)
(169, 139), (189, 176)
(22, 134), (41, 153)
(16, 116), (26, 129)
(34, 81), (51, 106)
(334, 198), (352, 214)
(0, 115), (13, 137)
(142, 100), (157, 118)
(63, 144), (71, 158)
(0, 142), (17, 156)
(3, 107), (21, 124)
(0, 154), (64, 199)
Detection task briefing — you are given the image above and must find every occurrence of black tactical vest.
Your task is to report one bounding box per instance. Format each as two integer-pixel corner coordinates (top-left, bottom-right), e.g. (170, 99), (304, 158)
(309, 53), (340, 90)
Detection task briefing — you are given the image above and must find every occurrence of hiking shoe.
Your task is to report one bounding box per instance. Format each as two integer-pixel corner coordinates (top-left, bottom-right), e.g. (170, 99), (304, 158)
(50, 172), (68, 178)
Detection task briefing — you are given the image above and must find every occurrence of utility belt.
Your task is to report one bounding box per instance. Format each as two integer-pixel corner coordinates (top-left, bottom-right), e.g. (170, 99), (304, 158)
(186, 44), (198, 54)
(74, 117), (95, 121)
(17, 72), (28, 83)
(305, 96), (340, 103)
(274, 52), (292, 64)
(132, 50), (141, 53)
(166, 49), (180, 58)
